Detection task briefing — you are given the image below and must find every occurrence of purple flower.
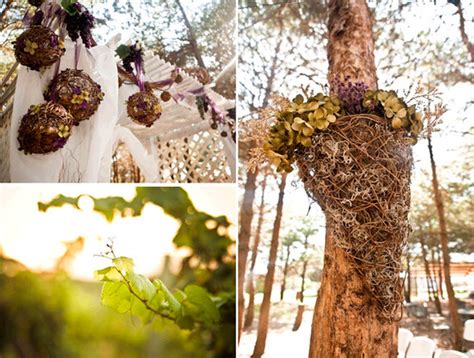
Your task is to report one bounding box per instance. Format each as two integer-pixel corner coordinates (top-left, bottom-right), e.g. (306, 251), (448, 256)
(71, 87), (81, 94)
(80, 101), (88, 109)
(54, 137), (67, 149)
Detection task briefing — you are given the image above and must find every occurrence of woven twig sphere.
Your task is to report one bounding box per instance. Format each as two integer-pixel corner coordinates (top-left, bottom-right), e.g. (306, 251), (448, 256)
(126, 91), (162, 127)
(296, 114), (412, 320)
(18, 101), (74, 155)
(45, 69), (104, 125)
(14, 26), (65, 71)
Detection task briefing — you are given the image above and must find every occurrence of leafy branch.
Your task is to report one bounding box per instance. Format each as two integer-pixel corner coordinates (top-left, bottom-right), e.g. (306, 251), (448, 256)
(95, 240), (220, 329)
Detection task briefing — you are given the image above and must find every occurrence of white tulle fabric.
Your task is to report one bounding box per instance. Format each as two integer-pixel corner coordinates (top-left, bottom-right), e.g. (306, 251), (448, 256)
(9, 39), (118, 182)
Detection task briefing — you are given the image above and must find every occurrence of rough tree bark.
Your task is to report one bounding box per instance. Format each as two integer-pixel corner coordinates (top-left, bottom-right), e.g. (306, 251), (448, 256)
(251, 173), (287, 358)
(279, 243), (291, 301)
(244, 175), (267, 330)
(428, 135), (463, 349)
(308, 1), (401, 356)
(238, 169), (258, 342)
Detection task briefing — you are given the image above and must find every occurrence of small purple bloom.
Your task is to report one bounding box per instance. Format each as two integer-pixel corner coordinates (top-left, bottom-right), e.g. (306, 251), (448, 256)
(71, 87), (81, 94)
(54, 137), (67, 149)
(80, 101), (88, 109)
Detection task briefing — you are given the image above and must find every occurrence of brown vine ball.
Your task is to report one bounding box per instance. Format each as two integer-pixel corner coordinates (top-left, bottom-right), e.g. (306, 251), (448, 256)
(160, 91), (171, 102)
(45, 69), (105, 125)
(28, 0), (44, 6)
(127, 91), (162, 127)
(14, 26), (65, 71)
(18, 101), (74, 155)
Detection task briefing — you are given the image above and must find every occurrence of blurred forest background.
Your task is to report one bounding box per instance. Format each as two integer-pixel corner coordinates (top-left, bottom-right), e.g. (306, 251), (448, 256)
(238, 0), (473, 356)
(0, 186), (236, 358)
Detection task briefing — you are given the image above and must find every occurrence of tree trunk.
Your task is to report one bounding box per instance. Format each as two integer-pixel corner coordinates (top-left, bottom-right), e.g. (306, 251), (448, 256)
(238, 169), (258, 341)
(251, 173), (287, 358)
(244, 176), (268, 330)
(299, 234), (310, 303)
(308, 1), (402, 356)
(405, 251), (412, 303)
(280, 245), (291, 301)
(292, 304), (306, 331)
(428, 135), (463, 349)
(457, 0), (474, 62)
(420, 234), (442, 314)
(435, 243), (445, 299)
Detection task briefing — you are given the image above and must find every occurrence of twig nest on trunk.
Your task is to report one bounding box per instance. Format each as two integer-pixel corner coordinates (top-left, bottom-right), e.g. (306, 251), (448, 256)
(18, 101), (74, 155)
(14, 26), (65, 71)
(296, 114), (412, 321)
(45, 69), (104, 125)
(126, 91), (162, 127)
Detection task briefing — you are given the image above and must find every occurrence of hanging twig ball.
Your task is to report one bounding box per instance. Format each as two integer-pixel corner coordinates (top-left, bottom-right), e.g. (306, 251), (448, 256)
(126, 91), (162, 127)
(45, 69), (104, 125)
(14, 26), (65, 71)
(18, 102), (74, 155)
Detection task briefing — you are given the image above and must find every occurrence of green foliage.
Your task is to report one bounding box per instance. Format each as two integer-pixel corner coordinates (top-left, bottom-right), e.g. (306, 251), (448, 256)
(95, 252), (220, 330)
(61, 0), (79, 15)
(39, 187), (235, 357)
(363, 90), (423, 138)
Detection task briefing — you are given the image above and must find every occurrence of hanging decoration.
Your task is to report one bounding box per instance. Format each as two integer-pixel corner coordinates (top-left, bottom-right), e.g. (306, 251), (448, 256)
(16, 0), (104, 155)
(17, 102), (73, 155)
(117, 43), (168, 127)
(45, 69), (104, 125)
(14, 24), (65, 71)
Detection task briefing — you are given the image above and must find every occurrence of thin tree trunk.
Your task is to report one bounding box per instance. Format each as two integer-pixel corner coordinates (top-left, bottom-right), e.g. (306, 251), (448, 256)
(244, 176), (268, 330)
(251, 173), (287, 358)
(428, 135), (463, 349)
(299, 234), (310, 303)
(457, 0), (474, 62)
(280, 245), (291, 301)
(238, 169), (258, 342)
(420, 234), (442, 314)
(175, 0), (207, 69)
(292, 304), (305, 331)
(293, 235), (310, 332)
(309, 1), (402, 356)
(435, 243), (445, 299)
(405, 251), (412, 303)
(429, 236), (442, 302)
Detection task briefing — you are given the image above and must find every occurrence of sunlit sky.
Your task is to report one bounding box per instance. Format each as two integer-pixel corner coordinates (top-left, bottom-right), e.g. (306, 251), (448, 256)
(0, 185), (237, 281)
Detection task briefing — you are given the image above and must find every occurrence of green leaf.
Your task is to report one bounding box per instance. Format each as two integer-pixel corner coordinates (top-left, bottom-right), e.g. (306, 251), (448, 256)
(130, 296), (154, 324)
(61, 0), (79, 15)
(126, 271), (156, 301)
(94, 266), (122, 282)
(101, 281), (132, 314)
(113, 256), (134, 273)
(116, 44), (131, 60)
(153, 279), (181, 313)
(184, 285), (220, 323)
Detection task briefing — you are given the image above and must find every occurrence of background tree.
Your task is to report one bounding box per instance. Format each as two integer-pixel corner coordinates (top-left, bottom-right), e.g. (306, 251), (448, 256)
(251, 173), (287, 358)
(278, 230), (299, 301)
